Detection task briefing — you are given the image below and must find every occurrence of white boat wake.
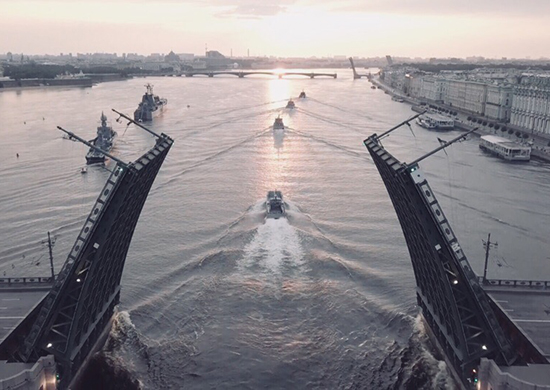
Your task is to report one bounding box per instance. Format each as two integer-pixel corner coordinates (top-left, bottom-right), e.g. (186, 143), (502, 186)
(238, 217), (305, 275)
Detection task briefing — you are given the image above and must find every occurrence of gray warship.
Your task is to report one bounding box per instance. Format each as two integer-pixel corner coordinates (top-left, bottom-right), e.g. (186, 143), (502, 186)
(86, 113), (117, 164)
(134, 83), (168, 122)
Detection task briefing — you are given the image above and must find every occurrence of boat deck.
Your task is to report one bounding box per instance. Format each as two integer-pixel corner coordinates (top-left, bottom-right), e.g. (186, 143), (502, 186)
(0, 279), (52, 344)
(485, 285), (550, 358)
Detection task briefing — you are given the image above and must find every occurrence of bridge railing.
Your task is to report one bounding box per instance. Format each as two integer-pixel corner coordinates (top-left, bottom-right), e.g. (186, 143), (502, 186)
(480, 277), (550, 289)
(0, 277), (54, 286)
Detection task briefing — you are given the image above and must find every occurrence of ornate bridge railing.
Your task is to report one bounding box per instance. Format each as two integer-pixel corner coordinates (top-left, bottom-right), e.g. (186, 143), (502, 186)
(482, 278), (550, 289)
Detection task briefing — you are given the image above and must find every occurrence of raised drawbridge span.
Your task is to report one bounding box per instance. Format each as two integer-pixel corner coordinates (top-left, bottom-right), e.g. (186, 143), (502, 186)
(13, 115), (173, 389)
(363, 119), (517, 388)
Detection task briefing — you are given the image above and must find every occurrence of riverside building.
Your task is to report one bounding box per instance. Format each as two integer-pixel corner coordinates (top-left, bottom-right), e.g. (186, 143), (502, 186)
(381, 67), (550, 136)
(510, 74), (550, 135)
(485, 84), (512, 122)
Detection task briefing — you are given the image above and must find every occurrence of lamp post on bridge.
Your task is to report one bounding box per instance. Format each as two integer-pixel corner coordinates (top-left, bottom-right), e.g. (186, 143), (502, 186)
(482, 233), (498, 284)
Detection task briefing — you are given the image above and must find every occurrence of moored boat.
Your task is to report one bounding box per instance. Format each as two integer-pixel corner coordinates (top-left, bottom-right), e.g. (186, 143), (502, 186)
(416, 113), (454, 131)
(86, 113), (117, 164)
(134, 83), (168, 122)
(266, 191), (285, 219)
(479, 135), (531, 161)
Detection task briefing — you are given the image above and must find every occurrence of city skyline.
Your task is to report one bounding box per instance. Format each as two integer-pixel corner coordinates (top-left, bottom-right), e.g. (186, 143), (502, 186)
(2, 0), (550, 59)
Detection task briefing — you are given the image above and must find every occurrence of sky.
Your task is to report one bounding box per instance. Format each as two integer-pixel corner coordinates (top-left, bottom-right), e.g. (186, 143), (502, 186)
(1, 0), (549, 59)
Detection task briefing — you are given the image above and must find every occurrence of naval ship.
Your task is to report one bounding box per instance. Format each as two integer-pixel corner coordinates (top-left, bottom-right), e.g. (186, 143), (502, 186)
(134, 83), (168, 122)
(86, 113), (116, 164)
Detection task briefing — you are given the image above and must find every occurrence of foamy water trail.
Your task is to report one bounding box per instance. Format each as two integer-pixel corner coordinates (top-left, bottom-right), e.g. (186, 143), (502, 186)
(239, 218), (305, 275)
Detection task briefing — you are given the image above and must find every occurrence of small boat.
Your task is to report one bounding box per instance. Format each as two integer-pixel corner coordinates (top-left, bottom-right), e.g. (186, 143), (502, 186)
(81, 167), (87, 174)
(286, 99), (295, 109)
(86, 113), (117, 165)
(299, 91), (306, 98)
(416, 116), (437, 130)
(370, 85), (376, 89)
(391, 96), (405, 103)
(273, 116), (285, 130)
(479, 135), (531, 161)
(266, 191), (285, 219)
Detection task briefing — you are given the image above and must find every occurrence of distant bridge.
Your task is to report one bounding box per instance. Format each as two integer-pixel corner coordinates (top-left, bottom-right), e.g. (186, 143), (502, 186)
(348, 57), (371, 80)
(182, 71), (337, 79)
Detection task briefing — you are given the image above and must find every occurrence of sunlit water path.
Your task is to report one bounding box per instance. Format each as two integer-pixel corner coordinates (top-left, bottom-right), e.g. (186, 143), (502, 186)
(1, 70), (549, 388)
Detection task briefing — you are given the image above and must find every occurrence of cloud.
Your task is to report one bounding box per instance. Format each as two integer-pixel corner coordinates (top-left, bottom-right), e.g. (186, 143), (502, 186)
(0, 0), (297, 17)
(206, 0), (297, 17)
(217, 4), (288, 17)
(308, 0), (550, 17)
(3, 0), (548, 18)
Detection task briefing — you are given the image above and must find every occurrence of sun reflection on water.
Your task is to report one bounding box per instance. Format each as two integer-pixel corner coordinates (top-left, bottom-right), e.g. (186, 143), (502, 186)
(252, 76), (308, 201)
(268, 77), (291, 102)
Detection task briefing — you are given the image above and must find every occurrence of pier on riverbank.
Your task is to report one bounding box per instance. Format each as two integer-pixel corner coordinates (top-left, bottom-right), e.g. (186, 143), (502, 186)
(372, 77), (550, 162)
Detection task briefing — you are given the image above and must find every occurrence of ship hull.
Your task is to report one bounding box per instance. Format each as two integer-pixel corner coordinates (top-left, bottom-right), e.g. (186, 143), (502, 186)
(479, 144), (530, 162)
(134, 103), (166, 122)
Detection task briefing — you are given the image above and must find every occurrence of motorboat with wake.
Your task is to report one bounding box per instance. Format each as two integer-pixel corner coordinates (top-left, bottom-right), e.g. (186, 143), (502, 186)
(86, 113), (117, 164)
(299, 91), (306, 98)
(266, 191), (286, 219)
(286, 99), (296, 109)
(273, 116), (285, 130)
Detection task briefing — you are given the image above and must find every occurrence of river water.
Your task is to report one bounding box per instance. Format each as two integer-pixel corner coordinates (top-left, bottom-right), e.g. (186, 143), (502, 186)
(1, 70), (549, 389)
